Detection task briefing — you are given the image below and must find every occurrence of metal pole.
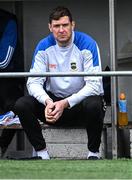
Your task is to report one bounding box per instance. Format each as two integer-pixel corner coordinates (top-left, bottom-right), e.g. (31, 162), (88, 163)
(0, 71), (132, 78)
(109, 0), (118, 159)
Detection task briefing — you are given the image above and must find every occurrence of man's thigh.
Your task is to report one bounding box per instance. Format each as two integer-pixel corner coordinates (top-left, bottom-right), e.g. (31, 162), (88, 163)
(53, 95), (104, 127)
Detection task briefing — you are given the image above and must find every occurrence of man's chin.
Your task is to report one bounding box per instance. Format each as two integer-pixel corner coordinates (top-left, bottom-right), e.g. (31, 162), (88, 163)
(58, 38), (68, 42)
(57, 39), (70, 45)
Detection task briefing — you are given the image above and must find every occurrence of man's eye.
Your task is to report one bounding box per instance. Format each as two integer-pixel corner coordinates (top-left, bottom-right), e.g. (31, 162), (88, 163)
(54, 25), (60, 28)
(63, 24), (68, 27)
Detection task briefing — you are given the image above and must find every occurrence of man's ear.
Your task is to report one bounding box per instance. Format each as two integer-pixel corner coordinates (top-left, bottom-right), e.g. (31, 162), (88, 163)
(48, 23), (52, 32)
(72, 21), (75, 30)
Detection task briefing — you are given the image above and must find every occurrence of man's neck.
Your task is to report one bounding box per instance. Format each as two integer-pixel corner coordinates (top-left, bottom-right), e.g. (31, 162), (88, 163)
(58, 38), (72, 47)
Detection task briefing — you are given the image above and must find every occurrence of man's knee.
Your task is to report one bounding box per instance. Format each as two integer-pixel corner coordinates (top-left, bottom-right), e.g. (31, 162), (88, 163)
(14, 96), (26, 113)
(83, 96), (103, 113)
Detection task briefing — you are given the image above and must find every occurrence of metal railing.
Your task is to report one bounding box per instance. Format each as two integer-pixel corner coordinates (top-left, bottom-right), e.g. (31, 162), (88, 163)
(0, 71), (132, 78)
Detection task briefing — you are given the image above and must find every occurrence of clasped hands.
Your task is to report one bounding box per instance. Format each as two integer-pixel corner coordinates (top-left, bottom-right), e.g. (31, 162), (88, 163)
(45, 99), (69, 124)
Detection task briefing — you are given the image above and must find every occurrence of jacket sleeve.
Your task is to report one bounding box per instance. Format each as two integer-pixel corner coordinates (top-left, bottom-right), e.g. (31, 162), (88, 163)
(27, 50), (51, 105)
(0, 19), (17, 69)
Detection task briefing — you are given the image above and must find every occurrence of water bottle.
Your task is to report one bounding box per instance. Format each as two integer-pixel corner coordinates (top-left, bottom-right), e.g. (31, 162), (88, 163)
(118, 92), (128, 126)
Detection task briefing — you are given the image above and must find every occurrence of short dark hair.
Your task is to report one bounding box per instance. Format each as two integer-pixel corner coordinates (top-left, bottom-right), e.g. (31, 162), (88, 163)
(49, 6), (73, 24)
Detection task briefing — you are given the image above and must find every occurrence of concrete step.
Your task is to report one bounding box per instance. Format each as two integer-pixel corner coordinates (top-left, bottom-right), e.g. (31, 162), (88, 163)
(42, 127), (107, 159)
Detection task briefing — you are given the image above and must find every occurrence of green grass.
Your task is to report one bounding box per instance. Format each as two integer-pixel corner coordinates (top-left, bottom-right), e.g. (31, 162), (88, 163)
(0, 159), (132, 179)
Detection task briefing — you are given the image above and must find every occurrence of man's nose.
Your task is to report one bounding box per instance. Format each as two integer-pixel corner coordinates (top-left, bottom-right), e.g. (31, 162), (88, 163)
(59, 25), (64, 32)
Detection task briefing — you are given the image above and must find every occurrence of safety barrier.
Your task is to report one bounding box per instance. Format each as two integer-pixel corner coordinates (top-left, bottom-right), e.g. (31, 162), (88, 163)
(0, 71), (132, 78)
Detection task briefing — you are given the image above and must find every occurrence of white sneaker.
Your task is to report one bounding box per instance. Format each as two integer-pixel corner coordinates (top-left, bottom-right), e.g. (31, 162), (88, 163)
(37, 149), (50, 160)
(87, 151), (100, 159)
(32, 147), (37, 157)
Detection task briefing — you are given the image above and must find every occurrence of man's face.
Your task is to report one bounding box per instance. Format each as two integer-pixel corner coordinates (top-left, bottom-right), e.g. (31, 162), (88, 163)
(49, 16), (75, 47)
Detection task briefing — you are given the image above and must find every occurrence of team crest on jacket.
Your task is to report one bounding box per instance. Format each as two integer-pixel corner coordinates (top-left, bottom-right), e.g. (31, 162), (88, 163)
(70, 62), (77, 71)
